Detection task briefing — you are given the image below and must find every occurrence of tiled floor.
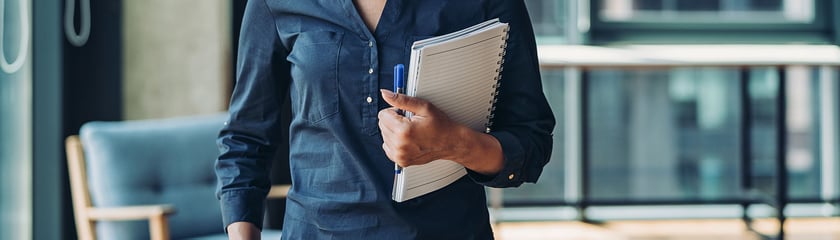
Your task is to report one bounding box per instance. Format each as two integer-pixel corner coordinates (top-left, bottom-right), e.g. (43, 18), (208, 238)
(495, 218), (840, 240)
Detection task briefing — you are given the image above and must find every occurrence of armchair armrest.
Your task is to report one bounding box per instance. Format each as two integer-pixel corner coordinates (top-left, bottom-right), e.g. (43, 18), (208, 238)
(86, 204), (175, 240)
(86, 204), (175, 221)
(268, 184), (291, 199)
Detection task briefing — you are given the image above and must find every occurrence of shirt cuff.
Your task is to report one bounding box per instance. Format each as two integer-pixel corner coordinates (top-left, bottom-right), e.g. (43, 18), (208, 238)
(219, 189), (267, 232)
(466, 131), (525, 188)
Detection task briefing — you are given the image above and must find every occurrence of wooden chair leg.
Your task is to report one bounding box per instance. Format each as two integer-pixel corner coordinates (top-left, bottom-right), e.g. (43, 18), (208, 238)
(78, 219), (96, 240)
(149, 214), (170, 240)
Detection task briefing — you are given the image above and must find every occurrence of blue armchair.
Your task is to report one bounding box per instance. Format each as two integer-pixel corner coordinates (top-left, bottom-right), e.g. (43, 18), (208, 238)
(66, 114), (286, 240)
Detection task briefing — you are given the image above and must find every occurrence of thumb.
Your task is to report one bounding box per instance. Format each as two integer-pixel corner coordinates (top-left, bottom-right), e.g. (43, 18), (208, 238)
(380, 89), (429, 115)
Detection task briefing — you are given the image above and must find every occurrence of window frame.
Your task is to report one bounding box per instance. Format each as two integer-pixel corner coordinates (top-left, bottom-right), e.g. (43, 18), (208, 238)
(587, 0), (838, 44)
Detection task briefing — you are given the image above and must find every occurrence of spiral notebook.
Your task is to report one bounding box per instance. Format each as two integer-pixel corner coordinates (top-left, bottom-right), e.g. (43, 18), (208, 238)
(392, 18), (510, 202)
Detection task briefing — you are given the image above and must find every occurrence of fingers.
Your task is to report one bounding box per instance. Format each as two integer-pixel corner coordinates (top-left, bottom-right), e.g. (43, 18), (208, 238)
(378, 108), (403, 163)
(379, 107), (412, 166)
(378, 107), (406, 133)
(381, 134), (405, 166)
(382, 140), (412, 167)
(380, 89), (430, 115)
(381, 143), (395, 163)
(377, 91), (449, 167)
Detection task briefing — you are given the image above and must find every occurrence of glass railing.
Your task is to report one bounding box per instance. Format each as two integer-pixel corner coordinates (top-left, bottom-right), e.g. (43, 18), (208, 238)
(491, 44), (840, 239)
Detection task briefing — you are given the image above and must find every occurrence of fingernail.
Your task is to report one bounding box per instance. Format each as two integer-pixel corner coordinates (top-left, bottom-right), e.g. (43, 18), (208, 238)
(381, 89), (395, 98)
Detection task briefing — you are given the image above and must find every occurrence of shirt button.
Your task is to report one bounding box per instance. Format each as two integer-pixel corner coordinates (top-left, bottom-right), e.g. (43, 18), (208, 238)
(366, 96), (373, 103)
(508, 173), (515, 180)
(369, 41), (374, 47)
(368, 68), (374, 74)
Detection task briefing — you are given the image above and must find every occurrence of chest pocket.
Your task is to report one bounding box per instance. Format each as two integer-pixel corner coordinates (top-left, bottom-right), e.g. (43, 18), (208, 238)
(288, 31), (344, 124)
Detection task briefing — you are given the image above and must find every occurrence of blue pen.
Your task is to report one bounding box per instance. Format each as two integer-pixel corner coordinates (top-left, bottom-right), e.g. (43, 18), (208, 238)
(393, 64), (405, 174)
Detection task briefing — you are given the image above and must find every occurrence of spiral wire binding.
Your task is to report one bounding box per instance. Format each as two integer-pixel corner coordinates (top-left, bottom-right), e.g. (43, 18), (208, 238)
(485, 26), (509, 133)
(0, 0), (30, 74)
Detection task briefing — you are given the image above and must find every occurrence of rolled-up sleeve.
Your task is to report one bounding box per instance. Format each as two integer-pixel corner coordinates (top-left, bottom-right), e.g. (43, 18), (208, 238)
(467, 0), (556, 188)
(215, 0), (289, 231)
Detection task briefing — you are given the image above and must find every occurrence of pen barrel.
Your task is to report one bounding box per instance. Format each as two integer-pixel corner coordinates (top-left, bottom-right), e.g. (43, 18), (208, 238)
(394, 84), (405, 116)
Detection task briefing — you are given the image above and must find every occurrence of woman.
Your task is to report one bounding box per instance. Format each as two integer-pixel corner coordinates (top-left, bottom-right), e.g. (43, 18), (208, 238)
(216, 0), (555, 239)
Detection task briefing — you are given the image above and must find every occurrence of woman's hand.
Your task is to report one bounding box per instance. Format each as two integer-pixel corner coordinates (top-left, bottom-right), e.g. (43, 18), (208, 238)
(378, 89), (504, 175)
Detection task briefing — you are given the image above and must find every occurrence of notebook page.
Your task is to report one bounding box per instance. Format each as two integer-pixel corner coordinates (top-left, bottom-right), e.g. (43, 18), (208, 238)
(413, 18), (500, 47)
(412, 25), (507, 131)
(396, 160), (467, 201)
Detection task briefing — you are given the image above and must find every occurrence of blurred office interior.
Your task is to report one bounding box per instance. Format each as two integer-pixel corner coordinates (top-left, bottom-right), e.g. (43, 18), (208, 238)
(2, 0), (840, 239)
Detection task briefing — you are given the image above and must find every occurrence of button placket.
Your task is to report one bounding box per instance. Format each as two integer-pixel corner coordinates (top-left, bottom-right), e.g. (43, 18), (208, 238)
(363, 38), (380, 135)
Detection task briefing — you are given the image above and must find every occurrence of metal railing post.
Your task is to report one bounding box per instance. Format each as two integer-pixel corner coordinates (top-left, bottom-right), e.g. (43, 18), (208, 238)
(819, 66), (838, 212)
(739, 68), (754, 227)
(564, 67), (585, 220)
(776, 66), (788, 240)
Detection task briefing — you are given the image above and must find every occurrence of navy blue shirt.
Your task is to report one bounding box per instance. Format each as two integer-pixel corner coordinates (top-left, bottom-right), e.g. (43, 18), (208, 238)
(215, 0), (555, 239)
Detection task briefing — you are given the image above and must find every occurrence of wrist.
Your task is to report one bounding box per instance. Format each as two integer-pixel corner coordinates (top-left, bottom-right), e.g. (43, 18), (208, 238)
(451, 126), (503, 175)
(446, 125), (475, 162)
(227, 222), (260, 240)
